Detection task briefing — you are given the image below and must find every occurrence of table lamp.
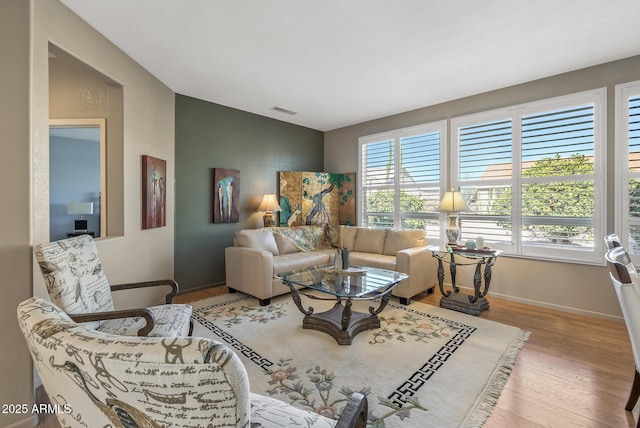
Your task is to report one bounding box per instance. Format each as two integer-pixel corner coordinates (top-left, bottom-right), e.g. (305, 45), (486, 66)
(437, 190), (470, 245)
(68, 202), (94, 232)
(257, 194), (281, 227)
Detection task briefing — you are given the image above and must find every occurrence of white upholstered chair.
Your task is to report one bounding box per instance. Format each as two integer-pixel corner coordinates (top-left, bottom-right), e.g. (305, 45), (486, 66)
(17, 297), (368, 427)
(605, 246), (640, 427)
(34, 234), (192, 337)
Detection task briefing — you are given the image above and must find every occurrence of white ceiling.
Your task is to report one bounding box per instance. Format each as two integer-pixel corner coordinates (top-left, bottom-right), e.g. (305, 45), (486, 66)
(60, 0), (640, 132)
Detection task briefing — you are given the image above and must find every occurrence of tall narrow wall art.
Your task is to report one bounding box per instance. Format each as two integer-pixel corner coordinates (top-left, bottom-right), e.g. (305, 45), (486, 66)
(213, 168), (240, 223)
(142, 155), (166, 229)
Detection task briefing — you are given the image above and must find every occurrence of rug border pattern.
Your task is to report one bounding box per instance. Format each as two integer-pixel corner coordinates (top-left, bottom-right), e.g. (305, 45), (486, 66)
(193, 297), (479, 409)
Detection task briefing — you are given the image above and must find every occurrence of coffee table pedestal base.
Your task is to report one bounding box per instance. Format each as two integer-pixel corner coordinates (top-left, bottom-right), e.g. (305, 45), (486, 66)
(440, 293), (489, 316)
(303, 302), (380, 345)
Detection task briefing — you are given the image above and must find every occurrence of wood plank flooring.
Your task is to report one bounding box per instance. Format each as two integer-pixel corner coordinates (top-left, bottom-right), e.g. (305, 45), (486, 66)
(37, 286), (637, 427)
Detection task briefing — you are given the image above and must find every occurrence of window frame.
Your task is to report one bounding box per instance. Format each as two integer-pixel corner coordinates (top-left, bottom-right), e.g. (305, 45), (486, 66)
(615, 80), (640, 264)
(452, 88), (607, 265)
(358, 121), (447, 237)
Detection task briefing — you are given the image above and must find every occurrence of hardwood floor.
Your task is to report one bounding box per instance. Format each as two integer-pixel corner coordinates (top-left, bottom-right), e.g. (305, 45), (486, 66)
(37, 286), (636, 427)
(176, 286), (638, 428)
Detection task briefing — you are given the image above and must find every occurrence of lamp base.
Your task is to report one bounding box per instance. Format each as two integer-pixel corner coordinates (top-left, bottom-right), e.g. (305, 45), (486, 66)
(263, 212), (276, 227)
(446, 213), (460, 245)
(74, 219), (88, 232)
(445, 227), (461, 245)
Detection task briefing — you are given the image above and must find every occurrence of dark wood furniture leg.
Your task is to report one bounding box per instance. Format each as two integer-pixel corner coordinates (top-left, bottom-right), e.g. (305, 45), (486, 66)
(626, 369), (640, 412)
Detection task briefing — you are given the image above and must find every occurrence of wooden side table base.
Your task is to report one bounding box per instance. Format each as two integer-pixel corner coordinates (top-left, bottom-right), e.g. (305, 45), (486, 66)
(440, 293), (490, 316)
(303, 302), (380, 345)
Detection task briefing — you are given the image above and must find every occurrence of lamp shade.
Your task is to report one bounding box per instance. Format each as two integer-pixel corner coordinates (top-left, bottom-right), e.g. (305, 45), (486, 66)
(436, 191), (470, 213)
(257, 194), (282, 212)
(67, 202), (94, 215)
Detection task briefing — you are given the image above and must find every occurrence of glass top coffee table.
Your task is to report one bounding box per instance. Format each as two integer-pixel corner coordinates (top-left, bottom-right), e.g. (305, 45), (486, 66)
(277, 264), (408, 345)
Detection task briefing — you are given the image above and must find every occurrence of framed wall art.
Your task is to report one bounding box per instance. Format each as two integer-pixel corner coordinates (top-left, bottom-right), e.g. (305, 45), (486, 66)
(142, 155), (166, 229)
(279, 171), (355, 226)
(213, 168), (240, 223)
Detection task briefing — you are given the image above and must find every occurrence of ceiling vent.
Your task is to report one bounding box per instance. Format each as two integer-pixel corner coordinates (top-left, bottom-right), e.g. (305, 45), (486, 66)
(271, 106), (298, 116)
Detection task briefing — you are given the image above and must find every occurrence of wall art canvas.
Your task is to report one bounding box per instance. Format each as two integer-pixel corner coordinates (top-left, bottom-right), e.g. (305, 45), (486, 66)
(213, 168), (240, 223)
(142, 155), (166, 229)
(279, 171), (355, 226)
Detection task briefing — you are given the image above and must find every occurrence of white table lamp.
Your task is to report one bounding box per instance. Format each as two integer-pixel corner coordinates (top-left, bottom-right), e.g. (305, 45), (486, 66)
(257, 194), (281, 227)
(437, 190), (470, 245)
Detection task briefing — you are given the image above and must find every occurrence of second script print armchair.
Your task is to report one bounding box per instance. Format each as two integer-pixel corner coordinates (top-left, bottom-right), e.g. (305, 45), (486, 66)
(34, 234), (193, 337)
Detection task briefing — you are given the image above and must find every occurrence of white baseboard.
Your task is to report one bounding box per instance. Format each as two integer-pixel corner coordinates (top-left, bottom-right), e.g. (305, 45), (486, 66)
(450, 284), (624, 322)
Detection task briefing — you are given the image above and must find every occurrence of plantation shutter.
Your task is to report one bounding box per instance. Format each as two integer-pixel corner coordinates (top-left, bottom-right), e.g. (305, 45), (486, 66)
(359, 123), (444, 231)
(628, 95), (640, 253)
(458, 118), (513, 245)
(361, 139), (395, 228)
(399, 131), (441, 233)
(520, 105), (596, 249)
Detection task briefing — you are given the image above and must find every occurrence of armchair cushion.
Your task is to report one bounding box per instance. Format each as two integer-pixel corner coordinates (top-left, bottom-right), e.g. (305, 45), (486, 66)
(99, 303), (192, 337)
(34, 234), (114, 329)
(251, 393), (341, 427)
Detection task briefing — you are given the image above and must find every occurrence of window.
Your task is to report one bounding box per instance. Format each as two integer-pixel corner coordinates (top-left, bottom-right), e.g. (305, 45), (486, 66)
(452, 89), (606, 264)
(358, 122), (446, 237)
(615, 81), (640, 263)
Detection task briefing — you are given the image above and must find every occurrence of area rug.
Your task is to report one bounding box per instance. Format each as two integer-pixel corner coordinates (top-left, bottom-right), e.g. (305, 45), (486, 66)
(191, 292), (530, 428)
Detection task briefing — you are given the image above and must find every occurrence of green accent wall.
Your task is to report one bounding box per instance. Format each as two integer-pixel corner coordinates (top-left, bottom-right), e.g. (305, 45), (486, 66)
(175, 95), (324, 290)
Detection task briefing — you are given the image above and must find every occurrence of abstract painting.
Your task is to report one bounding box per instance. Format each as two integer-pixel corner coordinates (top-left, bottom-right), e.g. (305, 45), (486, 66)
(279, 171), (355, 226)
(213, 168), (240, 223)
(142, 155), (166, 229)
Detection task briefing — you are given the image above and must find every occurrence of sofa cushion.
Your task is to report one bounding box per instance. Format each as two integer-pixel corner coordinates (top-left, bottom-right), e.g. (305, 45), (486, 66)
(272, 251), (332, 275)
(235, 229), (279, 256)
(349, 252), (397, 271)
(339, 226), (359, 250)
(353, 228), (387, 254)
(383, 229), (426, 255)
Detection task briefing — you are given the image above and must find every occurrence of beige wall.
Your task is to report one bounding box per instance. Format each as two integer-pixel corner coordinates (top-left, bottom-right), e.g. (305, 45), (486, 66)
(0, 1), (34, 426)
(325, 56), (640, 320)
(1, 1), (176, 425)
(31, 0), (176, 308)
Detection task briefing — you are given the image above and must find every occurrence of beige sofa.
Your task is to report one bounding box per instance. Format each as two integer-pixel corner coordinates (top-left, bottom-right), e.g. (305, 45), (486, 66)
(225, 224), (436, 306)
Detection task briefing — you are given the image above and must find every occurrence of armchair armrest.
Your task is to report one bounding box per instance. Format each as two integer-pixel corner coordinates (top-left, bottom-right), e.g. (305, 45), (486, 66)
(335, 392), (368, 428)
(110, 279), (179, 304)
(69, 308), (155, 336)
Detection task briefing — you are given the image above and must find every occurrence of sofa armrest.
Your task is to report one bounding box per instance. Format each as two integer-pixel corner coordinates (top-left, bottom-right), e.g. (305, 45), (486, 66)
(225, 246), (275, 300)
(394, 246), (436, 299)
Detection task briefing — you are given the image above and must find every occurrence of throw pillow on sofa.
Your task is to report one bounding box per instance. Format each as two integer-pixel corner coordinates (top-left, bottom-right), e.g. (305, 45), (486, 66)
(236, 229), (279, 255)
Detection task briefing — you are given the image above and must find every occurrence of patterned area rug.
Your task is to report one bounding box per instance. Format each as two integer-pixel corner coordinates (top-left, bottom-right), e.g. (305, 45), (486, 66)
(191, 292), (530, 428)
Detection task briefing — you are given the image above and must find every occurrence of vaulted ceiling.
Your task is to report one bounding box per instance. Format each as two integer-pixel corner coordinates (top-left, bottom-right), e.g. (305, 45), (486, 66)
(61, 0), (640, 131)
